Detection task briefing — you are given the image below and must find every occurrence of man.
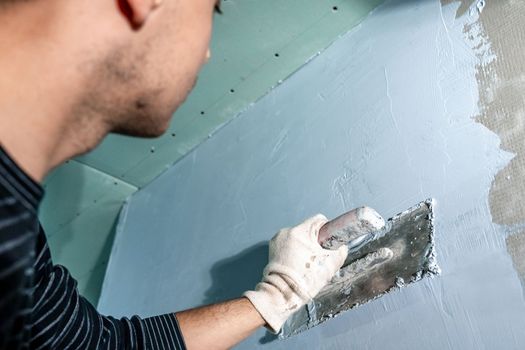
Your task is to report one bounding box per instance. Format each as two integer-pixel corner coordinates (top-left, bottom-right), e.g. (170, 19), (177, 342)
(0, 0), (350, 349)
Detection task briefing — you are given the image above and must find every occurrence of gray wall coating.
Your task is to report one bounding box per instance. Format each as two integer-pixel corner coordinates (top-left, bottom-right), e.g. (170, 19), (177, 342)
(99, 0), (525, 349)
(507, 231), (525, 296)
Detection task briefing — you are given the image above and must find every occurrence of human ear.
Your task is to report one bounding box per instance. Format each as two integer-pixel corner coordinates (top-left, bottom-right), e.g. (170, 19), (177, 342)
(118, 0), (161, 29)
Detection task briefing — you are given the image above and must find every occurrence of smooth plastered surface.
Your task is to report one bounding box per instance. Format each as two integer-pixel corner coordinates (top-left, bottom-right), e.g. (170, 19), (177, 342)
(100, 0), (525, 348)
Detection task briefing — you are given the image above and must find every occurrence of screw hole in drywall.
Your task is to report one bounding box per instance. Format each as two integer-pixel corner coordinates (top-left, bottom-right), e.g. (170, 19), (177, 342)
(150, 147), (155, 153)
(171, 133), (176, 137)
(114, 182), (118, 186)
(332, 6), (338, 11)
(230, 89), (235, 93)
(200, 111), (205, 116)
(274, 53), (280, 58)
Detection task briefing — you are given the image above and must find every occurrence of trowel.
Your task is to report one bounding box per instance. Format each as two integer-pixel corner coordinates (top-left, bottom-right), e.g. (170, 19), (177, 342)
(280, 199), (439, 338)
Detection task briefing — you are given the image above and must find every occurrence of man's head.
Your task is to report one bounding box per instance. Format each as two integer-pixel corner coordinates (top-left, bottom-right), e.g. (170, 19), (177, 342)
(86, 0), (220, 137)
(1, 0), (219, 138)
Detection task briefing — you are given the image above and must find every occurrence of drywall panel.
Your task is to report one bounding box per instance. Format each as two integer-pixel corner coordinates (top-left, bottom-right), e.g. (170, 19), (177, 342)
(39, 160), (137, 304)
(100, 0), (525, 348)
(77, 0), (384, 187)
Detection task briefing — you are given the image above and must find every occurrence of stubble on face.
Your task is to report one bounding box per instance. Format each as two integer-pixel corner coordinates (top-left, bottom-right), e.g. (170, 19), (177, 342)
(75, 42), (173, 139)
(73, 0), (214, 140)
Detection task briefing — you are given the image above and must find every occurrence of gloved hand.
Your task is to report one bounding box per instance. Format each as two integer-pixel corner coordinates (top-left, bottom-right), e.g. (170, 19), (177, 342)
(244, 214), (348, 333)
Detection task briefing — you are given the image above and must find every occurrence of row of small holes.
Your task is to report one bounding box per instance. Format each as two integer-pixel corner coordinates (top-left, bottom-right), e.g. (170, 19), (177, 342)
(156, 5), (339, 150)
(61, 2), (343, 184)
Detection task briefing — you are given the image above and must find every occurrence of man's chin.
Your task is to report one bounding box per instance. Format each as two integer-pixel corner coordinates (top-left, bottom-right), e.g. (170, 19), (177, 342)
(112, 118), (170, 139)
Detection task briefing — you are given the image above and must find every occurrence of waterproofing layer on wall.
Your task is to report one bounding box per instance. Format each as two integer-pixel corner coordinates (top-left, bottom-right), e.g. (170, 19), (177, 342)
(99, 0), (525, 349)
(39, 0), (384, 305)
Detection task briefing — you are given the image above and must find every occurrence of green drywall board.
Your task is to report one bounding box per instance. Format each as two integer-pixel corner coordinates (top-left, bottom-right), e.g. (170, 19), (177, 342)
(77, 0), (384, 187)
(39, 160), (136, 305)
(76, 262), (111, 306)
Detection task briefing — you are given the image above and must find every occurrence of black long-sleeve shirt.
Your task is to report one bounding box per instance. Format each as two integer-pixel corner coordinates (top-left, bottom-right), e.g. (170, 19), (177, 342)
(0, 146), (186, 349)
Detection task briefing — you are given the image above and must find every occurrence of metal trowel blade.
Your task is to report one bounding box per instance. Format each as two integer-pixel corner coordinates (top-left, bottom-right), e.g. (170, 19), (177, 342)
(279, 199), (439, 339)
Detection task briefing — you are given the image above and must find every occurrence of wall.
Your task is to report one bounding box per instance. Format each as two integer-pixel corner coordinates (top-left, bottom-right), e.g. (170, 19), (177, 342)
(39, 0), (382, 305)
(469, 0), (525, 295)
(99, 0), (525, 349)
(39, 161), (136, 303)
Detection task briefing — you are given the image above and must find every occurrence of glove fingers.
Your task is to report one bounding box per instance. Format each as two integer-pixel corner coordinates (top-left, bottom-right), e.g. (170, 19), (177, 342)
(318, 245), (348, 283)
(300, 214), (328, 243)
(334, 245), (349, 269)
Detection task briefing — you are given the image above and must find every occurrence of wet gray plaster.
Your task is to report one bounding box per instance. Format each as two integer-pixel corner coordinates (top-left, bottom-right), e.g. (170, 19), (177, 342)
(99, 0), (525, 348)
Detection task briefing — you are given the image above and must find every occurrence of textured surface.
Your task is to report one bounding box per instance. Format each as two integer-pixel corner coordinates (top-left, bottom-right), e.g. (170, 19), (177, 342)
(100, 0), (525, 348)
(473, 0), (525, 226)
(467, 0), (525, 289)
(507, 231), (525, 298)
(442, 0), (525, 305)
(39, 0), (383, 305)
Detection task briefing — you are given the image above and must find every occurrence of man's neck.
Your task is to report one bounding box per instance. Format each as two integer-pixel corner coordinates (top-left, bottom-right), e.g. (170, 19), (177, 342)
(0, 72), (110, 183)
(0, 2), (111, 182)
(0, 110), (109, 183)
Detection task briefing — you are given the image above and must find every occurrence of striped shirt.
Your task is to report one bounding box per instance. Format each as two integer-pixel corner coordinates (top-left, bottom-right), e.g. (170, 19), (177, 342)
(0, 146), (186, 349)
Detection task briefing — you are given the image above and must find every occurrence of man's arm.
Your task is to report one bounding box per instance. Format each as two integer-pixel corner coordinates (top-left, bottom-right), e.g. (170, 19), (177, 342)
(31, 229), (187, 350)
(176, 298), (264, 350)
(177, 214), (348, 349)
(31, 214), (347, 349)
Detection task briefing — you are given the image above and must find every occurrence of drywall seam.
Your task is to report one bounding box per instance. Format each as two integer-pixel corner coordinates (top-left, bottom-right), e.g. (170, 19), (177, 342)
(96, 197), (132, 308)
(40, 160), (138, 304)
(72, 158), (139, 191)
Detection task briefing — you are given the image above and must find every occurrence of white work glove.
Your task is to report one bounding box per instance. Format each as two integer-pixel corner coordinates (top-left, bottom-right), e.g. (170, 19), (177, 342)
(244, 214), (348, 333)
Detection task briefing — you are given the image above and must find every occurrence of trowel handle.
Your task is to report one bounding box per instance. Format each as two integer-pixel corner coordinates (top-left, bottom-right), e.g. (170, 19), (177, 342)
(318, 207), (385, 250)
